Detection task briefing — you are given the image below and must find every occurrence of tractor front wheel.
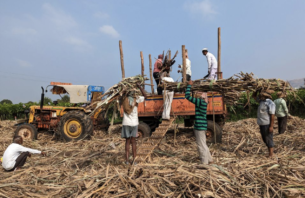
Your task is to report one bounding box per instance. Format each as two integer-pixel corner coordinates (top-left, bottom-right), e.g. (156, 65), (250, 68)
(14, 123), (38, 141)
(58, 111), (93, 142)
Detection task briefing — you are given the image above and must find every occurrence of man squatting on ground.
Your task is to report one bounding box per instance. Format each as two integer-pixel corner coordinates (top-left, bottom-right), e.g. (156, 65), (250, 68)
(185, 80), (213, 164)
(161, 72), (174, 120)
(153, 54), (163, 95)
(2, 136), (46, 171)
(202, 48), (218, 80)
(252, 91), (276, 158)
(121, 84), (146, 165)
(178, 53), (191, 81)
(274, 92), (289, 134)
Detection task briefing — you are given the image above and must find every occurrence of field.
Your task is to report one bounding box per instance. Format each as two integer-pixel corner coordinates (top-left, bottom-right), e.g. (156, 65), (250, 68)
(0, 117), (304, 198)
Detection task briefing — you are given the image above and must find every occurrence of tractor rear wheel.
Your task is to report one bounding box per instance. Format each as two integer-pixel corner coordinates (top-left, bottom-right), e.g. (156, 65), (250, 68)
(206, 120), (222, 143)
(58, 111), (93, 142)
(14, 123), (38, 141)
(137, 122), (151, 138)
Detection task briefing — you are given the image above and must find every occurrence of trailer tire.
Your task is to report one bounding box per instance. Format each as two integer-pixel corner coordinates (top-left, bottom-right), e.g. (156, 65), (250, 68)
(206, 120), (222, 143)
(14, 123), (38, 141)
(138, 122), (151, 138)
(58, 111), (93, 142)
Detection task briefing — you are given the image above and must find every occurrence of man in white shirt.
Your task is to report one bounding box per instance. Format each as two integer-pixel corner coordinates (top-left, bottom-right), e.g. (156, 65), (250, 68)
(2, 136), (46, 171)
(121, 84), (146, 165)
(202, 48), (218, 80)
(178, 53), (191, 81)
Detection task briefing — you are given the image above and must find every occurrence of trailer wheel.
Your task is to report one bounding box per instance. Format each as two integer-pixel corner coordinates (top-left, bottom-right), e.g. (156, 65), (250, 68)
(58, 111), (93, 142)
(14, 123), (38, 141)
(206, 120), (222, 143)
(138, 122), (151, 138)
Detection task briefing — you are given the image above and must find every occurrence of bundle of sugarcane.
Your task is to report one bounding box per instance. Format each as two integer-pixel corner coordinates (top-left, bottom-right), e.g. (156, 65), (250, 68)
(86, 75), (148, 116)
(163, 72), (294, 105)
(159, 50), (179, 73)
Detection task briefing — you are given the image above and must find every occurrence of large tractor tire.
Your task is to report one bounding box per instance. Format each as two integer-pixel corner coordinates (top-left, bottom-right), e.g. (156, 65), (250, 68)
(138, 122), (151, 138)
(206, 120), (222, 143)
(14, 123), (38, 141)
(58, 111), (93, 142)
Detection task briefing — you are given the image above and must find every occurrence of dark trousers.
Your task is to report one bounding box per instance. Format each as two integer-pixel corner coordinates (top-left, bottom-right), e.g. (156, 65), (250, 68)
(8, 152), (30, 171)
(182, 74), (191, 82)
(259, 125), (274, 148)
(153, 72), (163, 95)
(277, 116), (287, 134)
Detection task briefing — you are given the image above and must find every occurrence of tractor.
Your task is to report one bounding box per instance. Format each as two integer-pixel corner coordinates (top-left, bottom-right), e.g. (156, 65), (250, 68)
(15, 82), (109, 141)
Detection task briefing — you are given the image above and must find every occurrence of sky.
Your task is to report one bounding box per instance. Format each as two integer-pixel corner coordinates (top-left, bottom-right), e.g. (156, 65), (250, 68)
(1, 0), (305, 103)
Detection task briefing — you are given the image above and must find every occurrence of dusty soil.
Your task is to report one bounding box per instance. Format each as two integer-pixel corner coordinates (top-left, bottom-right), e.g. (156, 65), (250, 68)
(0, 117), (304, 198)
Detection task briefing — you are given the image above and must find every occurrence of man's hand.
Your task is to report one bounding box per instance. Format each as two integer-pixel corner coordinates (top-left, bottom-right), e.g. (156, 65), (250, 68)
(188, 80), (193, 85)
(178, 65), (181, 68)
(41, 152), (46, 157)
(178, 70), (181, 73)
(203, 73), (209, 79)
(269, 126), (273, 133)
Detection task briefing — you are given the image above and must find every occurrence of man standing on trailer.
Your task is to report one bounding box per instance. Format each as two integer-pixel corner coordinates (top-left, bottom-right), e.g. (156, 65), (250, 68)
(153, 54), (163, 95)
(121, 84), (146, 165)
(178, 53), (192, 82)
(185, 80), (213, 164)
(252, 91), (275, 158)
(202, 48), (218, 80)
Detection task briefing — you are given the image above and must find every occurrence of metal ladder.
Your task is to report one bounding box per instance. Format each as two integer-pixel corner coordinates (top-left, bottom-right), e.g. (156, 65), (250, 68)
(136, 117), (176, 162)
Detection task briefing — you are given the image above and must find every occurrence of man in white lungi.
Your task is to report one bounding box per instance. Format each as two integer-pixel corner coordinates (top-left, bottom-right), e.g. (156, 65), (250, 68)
(202, 48), (218, 80)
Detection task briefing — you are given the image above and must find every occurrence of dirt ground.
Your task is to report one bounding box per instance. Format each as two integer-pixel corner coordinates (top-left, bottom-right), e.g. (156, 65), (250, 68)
(0, 117), (304, 198)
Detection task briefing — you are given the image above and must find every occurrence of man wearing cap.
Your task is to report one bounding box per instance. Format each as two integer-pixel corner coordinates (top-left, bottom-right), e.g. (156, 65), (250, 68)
(153, 54), (163, 95)
(185, 80), (213, 164)
(252, 91), (276, 158)
(274, 92), (289, 134)
(202, 48), (218, 80)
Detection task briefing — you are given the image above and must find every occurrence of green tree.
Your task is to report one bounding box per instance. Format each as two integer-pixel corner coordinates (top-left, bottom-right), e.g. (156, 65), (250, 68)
(39, 97), (53, 105)
(61, 95), (70, 103)
(0, 99), (13, 105)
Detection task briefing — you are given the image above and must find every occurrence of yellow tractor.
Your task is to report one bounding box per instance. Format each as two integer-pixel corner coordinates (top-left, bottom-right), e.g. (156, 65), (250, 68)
(15, 82), (109, 141)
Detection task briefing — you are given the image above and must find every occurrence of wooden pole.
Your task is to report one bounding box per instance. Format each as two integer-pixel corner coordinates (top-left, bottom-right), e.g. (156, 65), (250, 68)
(140, 51), (145, 89)
(168, 50), (172, 73)
(182, 45), (186, 82)
(119, 40), (125, 79)
(149, 54), (154, 94)
(217, 27), (222, 79)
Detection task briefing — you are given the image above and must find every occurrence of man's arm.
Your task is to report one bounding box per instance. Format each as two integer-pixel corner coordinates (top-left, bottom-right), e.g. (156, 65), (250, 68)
(268, 101), (276, 133)
(282, 99), (289, 116)
(18, 145), (41, 154)
(185, 81), (199, 105)
(137, 83), (147, 99)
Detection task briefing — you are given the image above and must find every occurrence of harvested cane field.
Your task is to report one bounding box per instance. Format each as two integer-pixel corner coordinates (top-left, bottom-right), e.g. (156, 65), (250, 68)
(0, 117), (305, 198)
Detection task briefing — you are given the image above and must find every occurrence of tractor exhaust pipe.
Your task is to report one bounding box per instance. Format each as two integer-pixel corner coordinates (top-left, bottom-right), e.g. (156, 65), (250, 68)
(40, 86), (44, 110)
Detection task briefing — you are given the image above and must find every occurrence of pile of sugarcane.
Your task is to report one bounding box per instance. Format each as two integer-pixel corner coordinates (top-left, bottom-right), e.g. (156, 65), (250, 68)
(86, 75), (147, 116)
(159, 50), (179, 73)
(163, 72), (294, 105)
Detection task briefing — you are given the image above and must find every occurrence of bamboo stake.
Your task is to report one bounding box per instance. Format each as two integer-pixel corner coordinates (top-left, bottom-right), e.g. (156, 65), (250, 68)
(217, 27), (222, 79)
(168, 50), (171, 73)
(140, 51), (145, 89)
(182, 45), (186, 83)
(149, 54), (154, 94)
(119, 40), (125, 79)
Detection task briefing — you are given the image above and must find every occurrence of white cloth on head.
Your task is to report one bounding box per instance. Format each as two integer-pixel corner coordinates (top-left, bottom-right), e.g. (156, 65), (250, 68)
(122, 96), (144, 126)
(180, 58), (192, 76)
(162, 91), (174, 119)
(161, 76), (174, 120)
(194, 130), (213, 164)
(2, 143), (41, 170)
